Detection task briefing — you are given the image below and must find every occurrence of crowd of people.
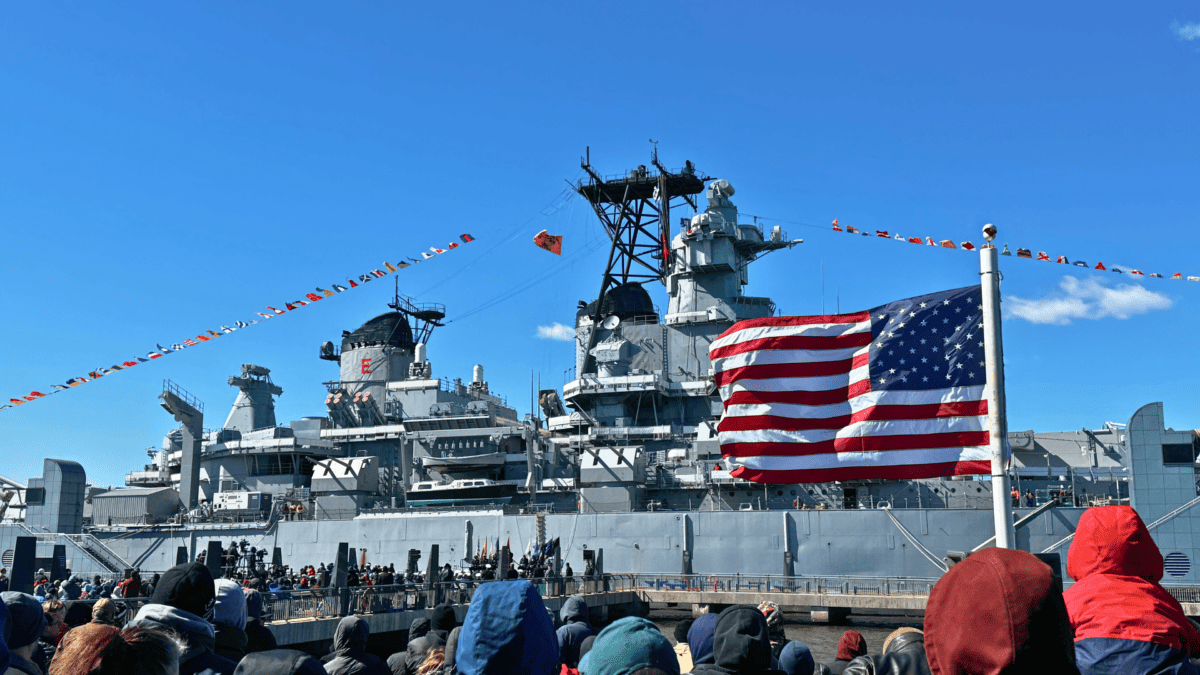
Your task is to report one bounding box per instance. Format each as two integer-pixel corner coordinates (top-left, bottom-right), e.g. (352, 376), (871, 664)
(2, 506), (1200, 674)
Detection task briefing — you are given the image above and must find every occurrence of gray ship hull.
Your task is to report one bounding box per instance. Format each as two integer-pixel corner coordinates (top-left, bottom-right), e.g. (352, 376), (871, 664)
(10, 506), (1080, 579)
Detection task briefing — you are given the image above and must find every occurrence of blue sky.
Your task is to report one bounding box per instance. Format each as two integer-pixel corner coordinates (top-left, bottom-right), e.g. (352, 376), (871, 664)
(2, 2), (1198, 487)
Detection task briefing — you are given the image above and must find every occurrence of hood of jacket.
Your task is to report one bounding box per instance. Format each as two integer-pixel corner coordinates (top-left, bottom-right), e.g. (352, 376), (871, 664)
(779, 641), (814, 675)
(131, 602), (217, 664)
(579, 616), (677, 675)
(1, 592), (45, 650)
(836, 631), (867, 661)
(456, 580), (558, 675)
(431, 604), (457, 634)
(214, 579), (248, 631)
(232, 649), (327, 675)
(245, 589), (264, 622)
(1067, 506), (1163, 583)
(688, 613), (720, 666)
(1063, 507), (1200, 653)
(410, 617), (431, 640)
(712, 605), (773, 672)
(925, 548), (1077, 675)
(0, 594), (9, 675)
(333, 615), (370, 655)
(560, 597), (590, 625)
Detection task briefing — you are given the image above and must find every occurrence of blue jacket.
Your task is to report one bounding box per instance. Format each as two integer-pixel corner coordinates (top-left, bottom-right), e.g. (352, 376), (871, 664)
(556, 597), (595, 668)
(456, 581), (558, 675)
(1075, 638), (1198, 675)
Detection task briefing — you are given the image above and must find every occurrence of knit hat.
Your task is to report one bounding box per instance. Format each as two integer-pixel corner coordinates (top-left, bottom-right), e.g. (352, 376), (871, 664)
(150, 562), (216, 618)
(580, 617), (678, 675)
(779, 641), (815, 675)
(673, 618), (694, 645)
(835, 630), (867, 661)
(757, 601), (783, 631)
(1, 592), (46, 649)
(92, 598), (119, 625)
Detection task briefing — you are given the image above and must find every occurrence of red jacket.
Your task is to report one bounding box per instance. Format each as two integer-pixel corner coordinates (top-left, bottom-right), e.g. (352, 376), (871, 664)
(1064, 505), (1200, 655)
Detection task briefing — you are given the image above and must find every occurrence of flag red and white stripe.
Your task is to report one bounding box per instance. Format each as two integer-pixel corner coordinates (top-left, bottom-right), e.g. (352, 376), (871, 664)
(711, 293), (991, 483)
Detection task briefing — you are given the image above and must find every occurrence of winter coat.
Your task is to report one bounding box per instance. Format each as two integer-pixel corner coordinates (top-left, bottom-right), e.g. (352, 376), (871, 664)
(325, 616), (389, 675)
(455, 580), (558, 675)
(687, 606), (783, 675)
(130, 603), (238, 675)
(246, 618), (280, 653)
(233, 649), (327, 675)
(828, 632), (868, 675)
(578, 617), (677, 675)
(924, 547), (1078, 675)
(1065, 505), (1200, 675)
(397, 632), (446, 675)
(840, 651), (931, 675)
(556, 597), (595, 669)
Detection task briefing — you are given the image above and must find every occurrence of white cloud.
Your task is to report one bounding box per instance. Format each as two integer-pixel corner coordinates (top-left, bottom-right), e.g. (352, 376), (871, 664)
(1172, 20), (1200, 40)
(1007, 276), (1173, 325)
(536, 322), (575, 341)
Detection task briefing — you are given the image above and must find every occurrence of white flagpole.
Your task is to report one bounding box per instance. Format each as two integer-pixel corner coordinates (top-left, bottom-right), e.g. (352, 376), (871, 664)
(981, 225), (1016, 549)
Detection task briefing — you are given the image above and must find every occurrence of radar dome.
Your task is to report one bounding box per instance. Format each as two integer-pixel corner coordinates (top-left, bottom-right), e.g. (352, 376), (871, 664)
(577, 282), (658, 322)
(340, 312), (415, 352)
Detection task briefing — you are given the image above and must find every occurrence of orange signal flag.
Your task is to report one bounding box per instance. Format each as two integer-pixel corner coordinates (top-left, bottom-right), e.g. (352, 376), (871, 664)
(939, 240), (956, 249)
(533, 230), (563, 255)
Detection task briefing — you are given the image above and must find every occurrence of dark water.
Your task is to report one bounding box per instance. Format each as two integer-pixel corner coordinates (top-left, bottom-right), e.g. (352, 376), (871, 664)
(651, 608), (923, 667)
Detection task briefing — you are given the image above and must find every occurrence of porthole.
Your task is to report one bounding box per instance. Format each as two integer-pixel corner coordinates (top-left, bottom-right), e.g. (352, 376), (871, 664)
(1165, 552), (1191, 577)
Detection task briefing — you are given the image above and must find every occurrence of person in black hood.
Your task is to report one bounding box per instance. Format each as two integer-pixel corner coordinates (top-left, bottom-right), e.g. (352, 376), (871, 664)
(392, 616), (447, 675)
(324, 615), (389, 675)
(244, 589), (279, 654)
(689, 605), (784, 675)
(430, 604), (457, 638)
(234, 649), (327, 675)
(127, 562), (238, 675)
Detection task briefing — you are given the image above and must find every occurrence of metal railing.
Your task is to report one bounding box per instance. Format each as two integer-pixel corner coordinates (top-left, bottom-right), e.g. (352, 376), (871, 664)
(259, 575), (634, 624)
(630, 573), (939, 598)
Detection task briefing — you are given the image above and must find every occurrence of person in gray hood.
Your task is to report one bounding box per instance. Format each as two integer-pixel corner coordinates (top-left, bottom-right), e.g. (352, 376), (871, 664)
(128, 562), (237, 675)
(390, 617), (445, 675)
(212, 579), (249, 662)
(325, 615), (389, 675)
(556, 597), (595, 670)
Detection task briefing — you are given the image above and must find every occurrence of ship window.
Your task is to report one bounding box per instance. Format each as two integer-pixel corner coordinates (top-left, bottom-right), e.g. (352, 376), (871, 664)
(25, 487), (45, 505)
(418, 484), (431, 490)
(1162, 440), (1199, 466)
(253, 454), (296, 476)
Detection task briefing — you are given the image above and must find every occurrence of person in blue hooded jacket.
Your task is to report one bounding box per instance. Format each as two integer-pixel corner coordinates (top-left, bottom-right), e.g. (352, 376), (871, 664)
(580, 616), (678, 675)
(455, 580), (558, 675)
(557, 597), (595, 670)
(686, 614), (720, 670)
(1, 593), (13, 675)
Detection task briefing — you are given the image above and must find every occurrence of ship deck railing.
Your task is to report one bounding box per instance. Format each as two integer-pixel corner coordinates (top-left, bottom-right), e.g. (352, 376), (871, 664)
(629, 573), (941, 598)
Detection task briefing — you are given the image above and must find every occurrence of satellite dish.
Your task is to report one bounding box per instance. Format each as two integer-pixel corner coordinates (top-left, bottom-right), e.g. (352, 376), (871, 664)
(601, 315), (621, 330)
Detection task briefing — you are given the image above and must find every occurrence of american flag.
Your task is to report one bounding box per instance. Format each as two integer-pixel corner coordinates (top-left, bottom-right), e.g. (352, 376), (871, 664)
(710, 285), (991, 483)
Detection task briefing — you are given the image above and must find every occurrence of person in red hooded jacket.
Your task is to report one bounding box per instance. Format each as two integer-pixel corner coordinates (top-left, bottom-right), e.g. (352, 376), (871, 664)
(1064, 505), (1200, 675)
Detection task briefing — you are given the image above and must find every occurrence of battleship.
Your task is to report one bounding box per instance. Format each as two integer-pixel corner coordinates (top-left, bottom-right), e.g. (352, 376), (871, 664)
(3, 153), (1199, 586)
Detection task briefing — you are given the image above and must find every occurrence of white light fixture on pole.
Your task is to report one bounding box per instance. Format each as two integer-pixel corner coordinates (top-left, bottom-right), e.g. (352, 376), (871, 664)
(981, 224), (1016, 549)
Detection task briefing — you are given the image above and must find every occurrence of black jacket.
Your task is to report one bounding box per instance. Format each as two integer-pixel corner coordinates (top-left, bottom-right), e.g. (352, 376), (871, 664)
(246, 618), (280, 653)
(233, 649), (327, 675)
(689, 606), (784, 675)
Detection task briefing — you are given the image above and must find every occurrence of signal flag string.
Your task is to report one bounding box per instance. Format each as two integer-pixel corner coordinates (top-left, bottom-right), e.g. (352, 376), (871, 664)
(1, 234), (477, 413)
(741, 211), (1200, 283)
